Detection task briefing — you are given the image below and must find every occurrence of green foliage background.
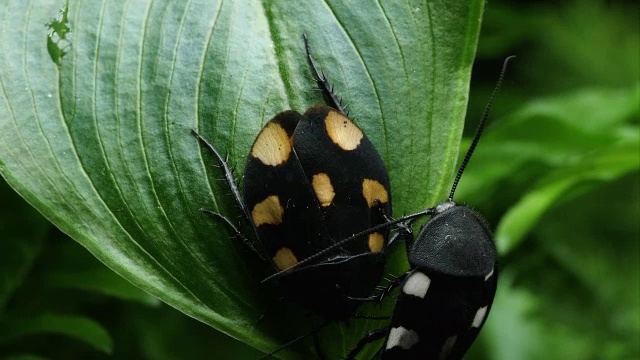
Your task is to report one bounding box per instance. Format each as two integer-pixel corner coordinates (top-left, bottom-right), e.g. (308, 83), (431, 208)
(0, 0), (638, 359)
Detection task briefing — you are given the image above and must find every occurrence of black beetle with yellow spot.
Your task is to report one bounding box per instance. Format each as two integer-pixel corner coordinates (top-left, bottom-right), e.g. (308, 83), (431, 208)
(192, 35), (392, 321)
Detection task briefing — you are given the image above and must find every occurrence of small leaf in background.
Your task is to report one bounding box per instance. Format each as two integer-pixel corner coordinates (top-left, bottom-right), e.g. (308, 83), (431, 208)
(0, 180), (49, 310)
(0, 313), (112, 355)
(497, 133), (639, 253)
(457, 86), (640, 211)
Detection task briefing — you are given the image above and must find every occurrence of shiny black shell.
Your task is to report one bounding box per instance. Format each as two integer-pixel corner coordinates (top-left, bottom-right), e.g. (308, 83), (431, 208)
(243, 105), (392, 319)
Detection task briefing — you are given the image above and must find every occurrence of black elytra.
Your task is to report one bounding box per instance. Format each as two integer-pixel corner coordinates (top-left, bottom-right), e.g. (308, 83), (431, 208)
(193, 35), (392, 322)
(345, 56), (515, 360)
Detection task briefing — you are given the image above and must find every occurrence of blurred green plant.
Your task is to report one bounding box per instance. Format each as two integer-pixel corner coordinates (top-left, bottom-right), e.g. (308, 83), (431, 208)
(461, 1), (640, 359)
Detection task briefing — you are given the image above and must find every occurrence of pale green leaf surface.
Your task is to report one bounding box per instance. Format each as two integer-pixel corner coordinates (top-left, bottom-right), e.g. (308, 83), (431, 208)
(0, 1), (483, 357)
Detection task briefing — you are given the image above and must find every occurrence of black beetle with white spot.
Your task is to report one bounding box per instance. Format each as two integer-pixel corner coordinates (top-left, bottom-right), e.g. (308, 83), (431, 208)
(345, 56), (514, 360)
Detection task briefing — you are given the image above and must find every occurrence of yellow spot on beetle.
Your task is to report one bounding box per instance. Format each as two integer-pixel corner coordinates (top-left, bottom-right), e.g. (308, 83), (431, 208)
(324, 111), (363, 150)
(251, 122), (292, 166)
(273, 247), (298, 271)
(251, 195), (284, 226)
(368, 232), (384, 253)
(362, 178), (389, 208)
(312, 173), (335, 207)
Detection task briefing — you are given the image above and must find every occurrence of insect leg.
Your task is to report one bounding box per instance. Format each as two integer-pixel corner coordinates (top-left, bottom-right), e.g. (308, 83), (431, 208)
(344, 329), (387, 360)
(199, 209), (264, 257)
(192, 129), (251, 222)
(303, 33), (348, 116)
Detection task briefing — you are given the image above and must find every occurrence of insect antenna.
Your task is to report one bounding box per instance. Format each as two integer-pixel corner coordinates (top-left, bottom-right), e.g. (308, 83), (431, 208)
(261, 208), (434, 283)
(448, 56), (516, 202)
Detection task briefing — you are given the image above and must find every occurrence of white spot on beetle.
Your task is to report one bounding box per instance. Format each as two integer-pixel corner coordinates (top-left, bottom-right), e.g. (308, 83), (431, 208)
(471, 306), (488, 328)
(386, 326), (419, 350)
(402, 271), (431, 298)
(484, 268), (494, 281)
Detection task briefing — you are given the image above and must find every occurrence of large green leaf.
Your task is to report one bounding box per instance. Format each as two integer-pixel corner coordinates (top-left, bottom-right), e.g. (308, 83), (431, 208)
(41, 230), (161, 307)
(0, 0), (483, 357)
